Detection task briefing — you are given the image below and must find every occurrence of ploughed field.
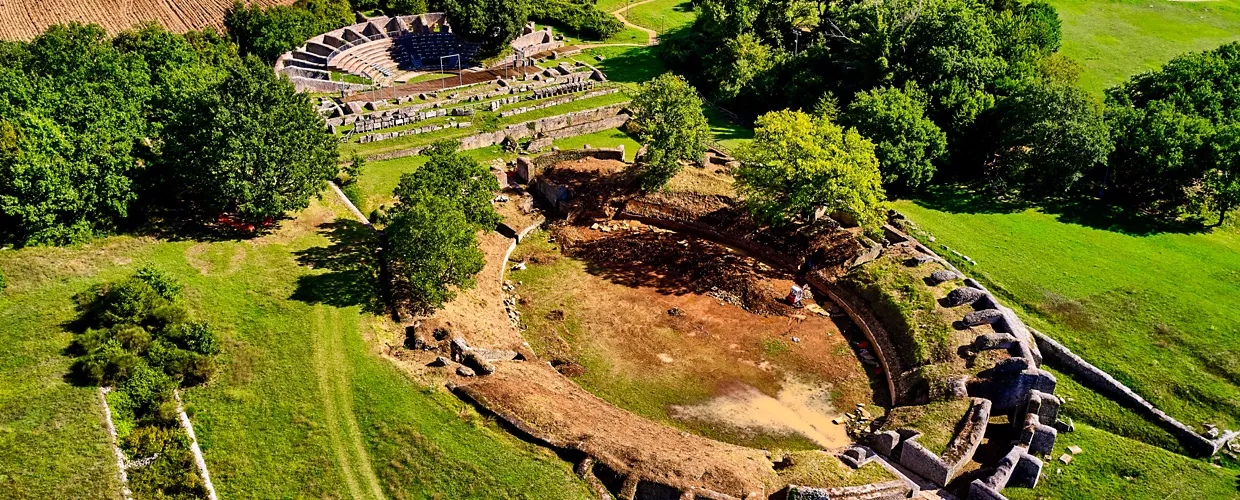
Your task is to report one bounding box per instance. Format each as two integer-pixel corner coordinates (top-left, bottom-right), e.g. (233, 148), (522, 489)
(508, 219), (880, 451)
(0, 0), (295, 40)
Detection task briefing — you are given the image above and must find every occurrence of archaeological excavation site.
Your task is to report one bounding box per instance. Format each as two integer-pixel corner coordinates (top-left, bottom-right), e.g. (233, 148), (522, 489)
(388, 146), (1204, 500)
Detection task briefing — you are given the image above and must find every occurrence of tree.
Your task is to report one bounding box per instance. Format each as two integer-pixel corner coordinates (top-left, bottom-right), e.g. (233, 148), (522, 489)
(991, 81), (1111, 197)
(0, 23), (153, 245)
(630, 73), (712, 191)
(1106, 101), (1212, 211)
(735, 110), (888, 230)
(843, 84), (947, 191)
(385, 195), (486, 314)
(1203, 122), (1240, 225)
(162, 56), (337, 223)
(392, 140), (501, 229)
(224, 0), (353, 62)
(441, 0), (531, 56)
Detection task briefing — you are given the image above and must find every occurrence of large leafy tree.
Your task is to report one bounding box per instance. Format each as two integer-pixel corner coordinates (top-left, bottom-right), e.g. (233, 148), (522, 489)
(843, 84), (947, 191)
(385, 195), (487, 314)
(735, 110), (888, 230)
(991, 81), (1112, 197)
(0, 23), (153, 245)
(1202, 123), (1240, 225)
(630, 73), (713, 191)
(162, 56), (337, 223)
(224, 0), (354, 62)
(441, 0), (531, 56)
(392, 141), (502, 229)
(1104, 42), (1240, 216)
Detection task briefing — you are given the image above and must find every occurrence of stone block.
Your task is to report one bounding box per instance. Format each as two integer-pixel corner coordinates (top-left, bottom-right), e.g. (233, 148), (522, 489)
(1010, 454), (1043, 488)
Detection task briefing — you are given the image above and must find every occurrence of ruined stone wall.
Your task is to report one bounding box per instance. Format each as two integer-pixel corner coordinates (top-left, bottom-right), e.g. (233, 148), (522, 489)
(1032, 329), (1238, 457)
(364, 104), (629, 161)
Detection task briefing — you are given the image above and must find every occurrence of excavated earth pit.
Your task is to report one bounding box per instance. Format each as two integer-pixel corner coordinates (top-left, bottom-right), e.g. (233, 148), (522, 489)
(508, 220), (881, 451)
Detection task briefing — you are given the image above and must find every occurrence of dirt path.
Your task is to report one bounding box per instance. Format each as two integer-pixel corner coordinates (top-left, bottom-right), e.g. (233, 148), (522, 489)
(310, 306), (385, 499)
(610, 0), (660, 46)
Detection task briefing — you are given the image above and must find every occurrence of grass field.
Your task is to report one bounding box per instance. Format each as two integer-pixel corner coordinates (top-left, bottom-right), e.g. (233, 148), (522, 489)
(625, 0), (697, 34)
(1048, 0), (1240, 95)
(892, 189), (1240, 495)
(0, 196), (593, 499)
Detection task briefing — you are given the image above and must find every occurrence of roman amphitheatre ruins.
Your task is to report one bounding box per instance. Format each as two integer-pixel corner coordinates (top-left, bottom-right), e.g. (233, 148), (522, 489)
(264, 12), (1240, 499)
(6, 2), (1240, 499)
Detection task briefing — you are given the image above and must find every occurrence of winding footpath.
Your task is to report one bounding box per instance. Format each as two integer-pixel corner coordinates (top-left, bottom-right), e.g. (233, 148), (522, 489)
(610, 0), (660, 46)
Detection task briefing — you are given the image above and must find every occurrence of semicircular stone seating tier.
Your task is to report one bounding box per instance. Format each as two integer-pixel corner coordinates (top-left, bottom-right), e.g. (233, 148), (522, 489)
(275, 13), (481, 84)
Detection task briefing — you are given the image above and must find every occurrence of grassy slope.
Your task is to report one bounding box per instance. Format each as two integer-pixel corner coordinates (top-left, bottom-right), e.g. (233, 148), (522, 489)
(625, 0), (697, 34)
(894, 194), (1240, 430)
(0, 240), (146, 498)
(0, 197), (591, 499)
(1049, 0), (1240, 95)
(1004, 423), (1237, 500)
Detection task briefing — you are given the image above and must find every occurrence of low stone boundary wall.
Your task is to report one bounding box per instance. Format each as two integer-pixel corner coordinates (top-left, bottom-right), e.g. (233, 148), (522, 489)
(1032, 329), (1238, 457)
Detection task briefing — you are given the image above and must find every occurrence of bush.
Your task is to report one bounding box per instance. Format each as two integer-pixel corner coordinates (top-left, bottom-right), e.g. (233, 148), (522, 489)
(121, 364), (179, 417)
(0, 268), (7, 293)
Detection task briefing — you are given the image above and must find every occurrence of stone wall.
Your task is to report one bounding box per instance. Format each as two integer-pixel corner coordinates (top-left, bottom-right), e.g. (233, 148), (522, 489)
(892, 398), (991, 487)
(1032, 329), (1238, 457)
(365, 103), (630, 161)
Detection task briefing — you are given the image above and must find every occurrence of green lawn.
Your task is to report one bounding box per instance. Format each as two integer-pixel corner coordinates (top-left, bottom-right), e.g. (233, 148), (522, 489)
(625, 0), (698, 34)
(551, 128), (642, 160)
(1004, 423), (1237, 500)
(0, 196), (592, 499)
(893, 189), (1240, 432)
(584, 46), (667, 83)
(1049, 0), (1240, 95)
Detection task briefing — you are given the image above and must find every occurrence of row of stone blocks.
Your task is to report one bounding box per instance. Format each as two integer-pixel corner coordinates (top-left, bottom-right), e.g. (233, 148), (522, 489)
(355, 121), (471, 143)
(500, 87), (616, 118)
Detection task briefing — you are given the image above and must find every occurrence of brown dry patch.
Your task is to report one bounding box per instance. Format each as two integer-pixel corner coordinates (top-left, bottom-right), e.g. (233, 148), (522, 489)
(513, 223), (877, 447)
(250, 196), (341, 247)
(457, 361), (780, 497)
(423, 231), (525, 349)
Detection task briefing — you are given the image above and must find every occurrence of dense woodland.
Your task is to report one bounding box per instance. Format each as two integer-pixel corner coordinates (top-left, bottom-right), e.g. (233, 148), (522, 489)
(663, 0), (1240, 224)
(0, 23), (336, 246)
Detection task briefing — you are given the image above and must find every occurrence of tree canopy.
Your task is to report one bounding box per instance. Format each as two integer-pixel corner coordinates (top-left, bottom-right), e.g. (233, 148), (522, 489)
(990, 81), (1112, 198)
(630, 73), (713, 191)
(161, 56), (337, 223)
(441, 0), (532, 56)
(0, 22), (337, 246)
(392, 140), (502, 229)
(842, 84), (947, 192)
(386, 141), (501, 314)
(224, 0), (354, 62)
(735, 110), (888, 231)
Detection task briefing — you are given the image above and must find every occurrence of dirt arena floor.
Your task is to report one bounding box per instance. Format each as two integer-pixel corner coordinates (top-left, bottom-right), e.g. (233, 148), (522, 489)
(509, 220), (882, 450)
(0, 0), (294, 40)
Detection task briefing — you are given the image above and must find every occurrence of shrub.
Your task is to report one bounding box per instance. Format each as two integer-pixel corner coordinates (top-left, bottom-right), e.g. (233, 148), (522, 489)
(167, 320), (221, 356)
(121, 364), (178, 417)
(0, 268), (7, 293)
(135, 265), (184, 301)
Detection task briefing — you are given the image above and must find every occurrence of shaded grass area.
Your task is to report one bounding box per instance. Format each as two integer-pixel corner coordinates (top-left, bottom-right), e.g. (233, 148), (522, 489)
(1048, 0), (1240, 95)
(1004, 423), (1238, 500)
(705, 106), (754, 152)
(625, 0), (697, 34)
(584, 46), (667, 83)
(878, 398), (972, 456)
(0, 197), (591, 499)
(893, 189), (1240, 432)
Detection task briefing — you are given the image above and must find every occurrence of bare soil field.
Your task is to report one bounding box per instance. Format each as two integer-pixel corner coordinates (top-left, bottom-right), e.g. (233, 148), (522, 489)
(0, 0), (294, 40)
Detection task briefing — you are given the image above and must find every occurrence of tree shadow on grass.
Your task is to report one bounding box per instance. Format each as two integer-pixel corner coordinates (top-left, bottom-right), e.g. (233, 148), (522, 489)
(291, 220), (386, 315)
(909, 185), (1208, 237)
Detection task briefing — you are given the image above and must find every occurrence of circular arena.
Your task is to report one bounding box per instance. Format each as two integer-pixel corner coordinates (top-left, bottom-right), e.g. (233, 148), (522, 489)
(395, 148), (1069, 500)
